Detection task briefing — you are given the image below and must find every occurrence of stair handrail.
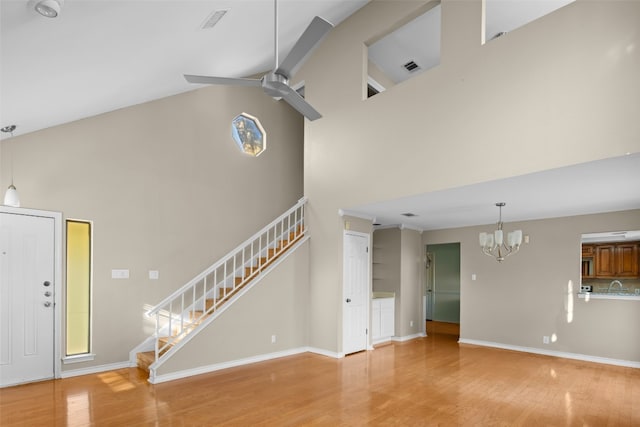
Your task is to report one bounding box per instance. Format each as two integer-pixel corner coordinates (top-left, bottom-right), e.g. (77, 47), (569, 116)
(146, 196), (307, 318)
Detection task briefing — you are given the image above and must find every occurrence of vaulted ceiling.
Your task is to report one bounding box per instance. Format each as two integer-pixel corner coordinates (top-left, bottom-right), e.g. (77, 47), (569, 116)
(0, 0), (368, 137)
(2, 0), (637, 230)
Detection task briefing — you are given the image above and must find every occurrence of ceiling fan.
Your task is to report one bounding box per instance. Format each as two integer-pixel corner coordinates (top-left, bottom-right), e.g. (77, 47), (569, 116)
(184, 1), (333, 121)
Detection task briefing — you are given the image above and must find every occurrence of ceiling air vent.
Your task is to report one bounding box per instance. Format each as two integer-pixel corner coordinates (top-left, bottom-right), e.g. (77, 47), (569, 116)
(201, 9), (229, 30)
(401, 212), (417, 217)
(402, 60), (420, 72)
(491, 31), (508, 40)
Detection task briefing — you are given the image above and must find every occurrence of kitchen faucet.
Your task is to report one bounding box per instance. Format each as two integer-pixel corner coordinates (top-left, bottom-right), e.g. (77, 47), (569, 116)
(607, 280), (623, 293)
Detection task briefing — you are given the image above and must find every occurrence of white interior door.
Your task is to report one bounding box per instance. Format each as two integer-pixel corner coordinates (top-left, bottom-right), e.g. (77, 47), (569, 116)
(0, 212), (55, 387)
(342, 232), (369, 355)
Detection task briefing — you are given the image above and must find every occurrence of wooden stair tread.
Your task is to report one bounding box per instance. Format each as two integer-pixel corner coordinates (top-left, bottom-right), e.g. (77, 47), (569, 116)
(137, 351), (155, 372)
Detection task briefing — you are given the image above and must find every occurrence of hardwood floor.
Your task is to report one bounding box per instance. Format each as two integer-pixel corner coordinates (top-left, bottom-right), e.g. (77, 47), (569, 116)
(1, 323), (638, 426)
(426, 320), (460, 337)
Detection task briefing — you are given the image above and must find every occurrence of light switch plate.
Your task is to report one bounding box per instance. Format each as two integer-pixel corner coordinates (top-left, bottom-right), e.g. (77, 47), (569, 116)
(149, 270), (159, 280)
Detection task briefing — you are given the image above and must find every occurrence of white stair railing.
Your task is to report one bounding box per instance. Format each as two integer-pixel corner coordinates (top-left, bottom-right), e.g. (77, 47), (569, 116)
(145, 197), (307, 363)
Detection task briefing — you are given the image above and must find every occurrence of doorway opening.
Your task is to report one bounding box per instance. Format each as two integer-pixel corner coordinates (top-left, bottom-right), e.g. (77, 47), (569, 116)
(425, 242), (460, 338)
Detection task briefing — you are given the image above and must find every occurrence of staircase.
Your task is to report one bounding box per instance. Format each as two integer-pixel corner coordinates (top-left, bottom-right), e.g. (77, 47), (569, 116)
(135, 198), (307, 378)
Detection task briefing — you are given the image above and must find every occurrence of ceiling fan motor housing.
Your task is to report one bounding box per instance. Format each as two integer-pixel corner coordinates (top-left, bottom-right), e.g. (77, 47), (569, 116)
(261, 72), (290, 98)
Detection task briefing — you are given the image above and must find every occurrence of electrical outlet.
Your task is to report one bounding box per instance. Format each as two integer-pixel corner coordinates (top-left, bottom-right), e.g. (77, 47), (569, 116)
(410, 321), (414, 327)
(271, 335), (276, 344)
(543, 336), (550, 344)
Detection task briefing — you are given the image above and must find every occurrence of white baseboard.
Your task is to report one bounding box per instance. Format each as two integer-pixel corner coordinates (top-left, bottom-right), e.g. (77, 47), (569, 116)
(306, 346), (342, 359)
(150, 346), (346, 384)
(61, 337), (638, 385)
(372, 337), (392, 346)
(458, 338), (640, 369)
(60, 361), (131, 379)
(150, 347), (310, 384)
(392, 333), (424, 343)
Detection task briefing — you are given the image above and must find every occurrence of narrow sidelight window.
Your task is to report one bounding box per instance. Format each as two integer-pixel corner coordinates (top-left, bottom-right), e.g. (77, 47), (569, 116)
(66, 219), (92, 356)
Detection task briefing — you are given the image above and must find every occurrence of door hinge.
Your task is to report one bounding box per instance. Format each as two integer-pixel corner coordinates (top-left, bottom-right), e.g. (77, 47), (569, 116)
(366, 328), (368, 335)
(366, 246), (369, 253)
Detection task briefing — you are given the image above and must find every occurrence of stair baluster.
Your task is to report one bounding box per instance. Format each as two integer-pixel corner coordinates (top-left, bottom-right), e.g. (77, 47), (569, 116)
(138, 198), (307, 377)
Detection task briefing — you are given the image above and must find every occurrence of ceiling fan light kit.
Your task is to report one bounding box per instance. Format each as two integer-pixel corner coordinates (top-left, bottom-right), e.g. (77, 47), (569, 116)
(479, 202), (523, 262)
(184, 0), (333, 121)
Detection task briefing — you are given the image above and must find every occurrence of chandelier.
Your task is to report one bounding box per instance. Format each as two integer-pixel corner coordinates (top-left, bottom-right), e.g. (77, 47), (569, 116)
(479, 203), (522, 262)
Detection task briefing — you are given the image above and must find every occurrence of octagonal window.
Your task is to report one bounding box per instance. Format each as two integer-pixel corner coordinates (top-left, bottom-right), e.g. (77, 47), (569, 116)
(231, 112), (266, 157)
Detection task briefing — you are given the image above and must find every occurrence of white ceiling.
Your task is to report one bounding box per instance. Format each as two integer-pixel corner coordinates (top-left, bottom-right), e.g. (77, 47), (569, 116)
(368, 3), (441, 84)
(344, 153), (640, 231)
(367, 0), (575, 87)
(484, 0), (575, 40)
(0, 0), (578, 138)
(2, 0), (637, 230)
(0, 0), (369, 137)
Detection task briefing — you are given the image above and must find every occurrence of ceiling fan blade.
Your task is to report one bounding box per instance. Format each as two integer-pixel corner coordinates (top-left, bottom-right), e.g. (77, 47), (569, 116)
(280, 86), (322, 121)
(184, 74), (262, 87)
(275, 16), (333, 79)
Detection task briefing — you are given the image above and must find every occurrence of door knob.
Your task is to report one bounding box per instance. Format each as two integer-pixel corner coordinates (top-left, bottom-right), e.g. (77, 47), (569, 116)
(44, 302), (52, 308)
(346, 298), (351, 303)
(43, 281), (51, 287)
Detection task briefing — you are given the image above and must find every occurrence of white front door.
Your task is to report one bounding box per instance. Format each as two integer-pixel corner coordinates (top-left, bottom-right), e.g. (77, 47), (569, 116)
(0, 212), (56, 387)
(342, 232), (369, 355)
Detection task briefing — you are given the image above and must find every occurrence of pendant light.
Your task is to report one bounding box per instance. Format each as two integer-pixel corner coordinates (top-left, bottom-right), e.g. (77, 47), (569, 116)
(479, 202), (522, 262)
(1, 125), (20, 207)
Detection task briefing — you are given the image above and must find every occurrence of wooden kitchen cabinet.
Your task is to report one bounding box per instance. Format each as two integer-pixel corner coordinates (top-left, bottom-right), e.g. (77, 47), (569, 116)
(592, 242), (639, 278)
(595, 245), (616, 277)
(616, 244), (639, 277)
(581, 244), (594, 278)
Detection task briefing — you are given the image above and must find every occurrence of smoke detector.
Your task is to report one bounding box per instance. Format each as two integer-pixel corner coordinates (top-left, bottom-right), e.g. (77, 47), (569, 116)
(28, 0), (64, 18)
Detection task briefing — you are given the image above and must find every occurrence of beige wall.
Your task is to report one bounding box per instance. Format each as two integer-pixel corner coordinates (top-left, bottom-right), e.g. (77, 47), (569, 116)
(2, 0), (639, 373)
(157, 239), (309, 377)
(299, 0), (640, 352)
(399, 228), (423, 337)
(373, 227), (423, 338)
(372, 228), (401, 295)
(342, 215), (374, 235)
(367, 61), (396, 92)
(0, 85), (304, 370)
(372, 228), (401, 336)
(423, 209), (640, 362)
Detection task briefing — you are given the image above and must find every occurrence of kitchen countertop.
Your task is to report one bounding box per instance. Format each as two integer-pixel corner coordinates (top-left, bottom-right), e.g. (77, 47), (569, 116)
(578, 292), (640, 301)
(372, 291), (395, 299)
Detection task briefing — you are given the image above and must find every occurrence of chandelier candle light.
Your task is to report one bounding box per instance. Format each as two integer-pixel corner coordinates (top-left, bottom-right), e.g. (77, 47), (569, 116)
(479, 202), (523, 262)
